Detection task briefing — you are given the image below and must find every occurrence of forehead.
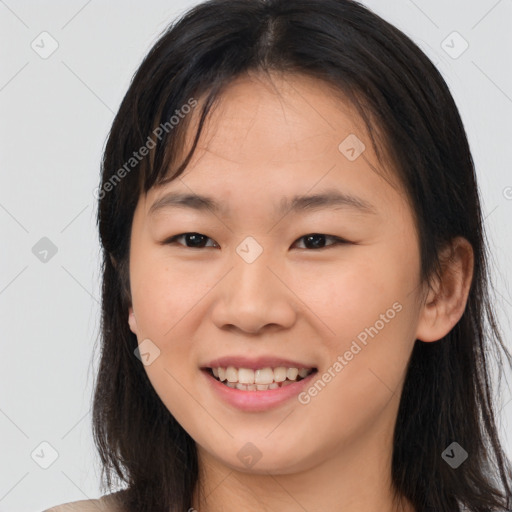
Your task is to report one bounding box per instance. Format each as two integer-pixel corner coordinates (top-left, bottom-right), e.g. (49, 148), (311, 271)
(147, 71), (404, 220)
(189, 72), (368, 163)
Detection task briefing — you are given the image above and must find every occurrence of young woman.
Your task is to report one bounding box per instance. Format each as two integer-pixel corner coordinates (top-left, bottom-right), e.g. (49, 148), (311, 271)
(47, 0), (512, 511)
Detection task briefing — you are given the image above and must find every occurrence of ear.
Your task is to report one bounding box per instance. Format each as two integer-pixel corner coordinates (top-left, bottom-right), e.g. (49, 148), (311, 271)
(415, 237), (474, 343)
(128, 306), (139, 335)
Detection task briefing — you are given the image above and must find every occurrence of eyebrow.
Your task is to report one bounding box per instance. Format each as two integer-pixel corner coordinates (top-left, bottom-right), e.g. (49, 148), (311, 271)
(148, 189), (377, 218)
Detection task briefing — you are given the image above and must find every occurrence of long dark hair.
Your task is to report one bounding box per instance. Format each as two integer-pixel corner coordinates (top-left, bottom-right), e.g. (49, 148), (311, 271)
(93, 1), (512, 510)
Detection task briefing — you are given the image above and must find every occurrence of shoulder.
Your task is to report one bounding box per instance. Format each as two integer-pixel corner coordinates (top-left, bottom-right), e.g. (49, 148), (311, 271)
(44, 491), (126, 512)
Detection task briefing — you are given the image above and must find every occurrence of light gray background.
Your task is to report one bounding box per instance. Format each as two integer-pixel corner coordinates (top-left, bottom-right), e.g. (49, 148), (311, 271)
(1, 1), (511, 511)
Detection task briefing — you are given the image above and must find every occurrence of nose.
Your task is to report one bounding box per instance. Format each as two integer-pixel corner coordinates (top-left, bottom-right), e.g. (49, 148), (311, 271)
(210, 247), (298, 335)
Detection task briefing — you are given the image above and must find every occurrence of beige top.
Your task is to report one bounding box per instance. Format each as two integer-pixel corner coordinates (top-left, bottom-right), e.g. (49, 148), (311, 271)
(44, 491), (125, 512)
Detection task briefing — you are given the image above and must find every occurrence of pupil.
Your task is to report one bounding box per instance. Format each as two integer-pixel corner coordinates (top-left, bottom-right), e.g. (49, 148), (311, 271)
(187, 233), (206, 247)
(305, 234), (325, 249)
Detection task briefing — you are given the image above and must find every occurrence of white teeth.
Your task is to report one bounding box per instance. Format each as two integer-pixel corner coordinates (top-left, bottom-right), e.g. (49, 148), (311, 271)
(255, 367), (274, 385)
(211, 365), (314, 388)
(238, 368), (255, 384)
(226, 366), (238, 383)
(273, 367), (287, 382)
(286, 368), (299, 380)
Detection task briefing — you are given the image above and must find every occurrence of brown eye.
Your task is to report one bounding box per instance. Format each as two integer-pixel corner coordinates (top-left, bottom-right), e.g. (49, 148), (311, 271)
(164, 232), (218, 248)
(292, 234), (348, 250)
(162, 232), (349, 250)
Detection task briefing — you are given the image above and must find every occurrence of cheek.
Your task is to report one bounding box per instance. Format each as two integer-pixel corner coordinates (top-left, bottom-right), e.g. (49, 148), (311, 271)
(296, 276), (416, 450)
(128, 256), (211, 419)
(130, 251), (212, 340)
(306, 250), (413, 343)
(305, 245), (419, 399)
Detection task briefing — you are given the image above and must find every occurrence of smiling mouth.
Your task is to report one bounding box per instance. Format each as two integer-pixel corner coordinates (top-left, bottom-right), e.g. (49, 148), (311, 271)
(204, 366), (318, 391)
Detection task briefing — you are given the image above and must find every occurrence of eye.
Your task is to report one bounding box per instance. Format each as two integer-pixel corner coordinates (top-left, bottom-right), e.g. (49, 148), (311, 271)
(163, 232), (219, 249)
(162, 232), (349, 250)
(292, 233), (349, 250)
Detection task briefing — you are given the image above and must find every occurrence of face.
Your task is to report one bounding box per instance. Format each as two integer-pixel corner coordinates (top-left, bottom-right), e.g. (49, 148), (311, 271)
(127, 72), (427, 474)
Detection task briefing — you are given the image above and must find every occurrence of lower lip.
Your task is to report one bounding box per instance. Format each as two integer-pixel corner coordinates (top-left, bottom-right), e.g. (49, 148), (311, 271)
(201, 369), (318, 412)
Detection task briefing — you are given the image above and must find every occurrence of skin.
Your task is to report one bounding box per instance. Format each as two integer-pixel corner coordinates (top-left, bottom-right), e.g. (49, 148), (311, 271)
(126, 71), (474, 512)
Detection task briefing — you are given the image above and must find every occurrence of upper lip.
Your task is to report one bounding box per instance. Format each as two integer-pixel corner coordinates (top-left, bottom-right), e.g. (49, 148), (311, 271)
(202, 355), (317, 370)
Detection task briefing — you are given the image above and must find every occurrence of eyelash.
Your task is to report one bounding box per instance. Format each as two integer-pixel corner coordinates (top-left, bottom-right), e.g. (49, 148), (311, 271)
(162, 232), (350, 250)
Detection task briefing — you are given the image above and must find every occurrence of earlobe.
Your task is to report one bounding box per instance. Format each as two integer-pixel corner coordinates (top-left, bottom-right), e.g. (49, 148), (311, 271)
(415, 237), (474, 343)
(128, 306), (138, 335)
